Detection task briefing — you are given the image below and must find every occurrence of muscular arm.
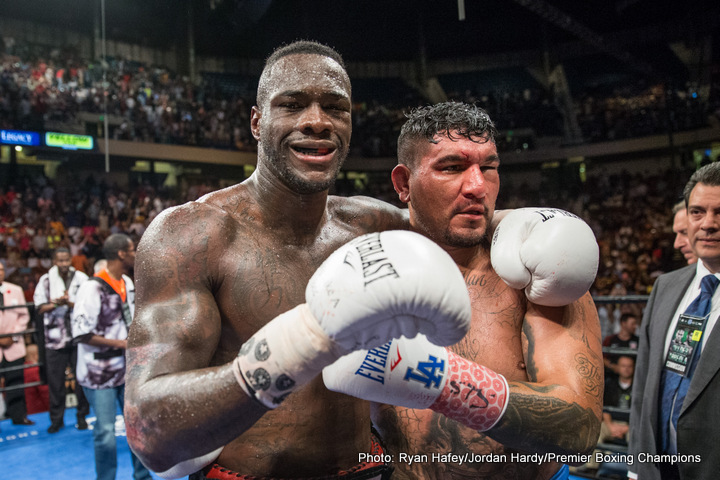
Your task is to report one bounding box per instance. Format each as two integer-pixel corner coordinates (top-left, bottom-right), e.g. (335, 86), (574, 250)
(333, 195), (409, 232)
(124, 203), (267, 473)
(487, 293), (603, 457)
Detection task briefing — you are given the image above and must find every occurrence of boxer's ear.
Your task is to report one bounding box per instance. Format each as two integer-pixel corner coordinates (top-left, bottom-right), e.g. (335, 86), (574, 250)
(391, 165), (411, 204)
(250, 106), (262, 141)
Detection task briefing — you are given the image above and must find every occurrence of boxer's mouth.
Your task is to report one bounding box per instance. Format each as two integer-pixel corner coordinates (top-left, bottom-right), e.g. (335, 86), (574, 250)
(457, 206), (485, 217)
(293, 146), (333, 156)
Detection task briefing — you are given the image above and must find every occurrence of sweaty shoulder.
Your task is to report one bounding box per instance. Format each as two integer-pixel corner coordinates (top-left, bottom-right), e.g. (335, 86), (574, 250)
(137, 187), (253, 289)
(143, 186), (252, 246)
(328, 195), (409, 233)
(142, 199), (234, 250)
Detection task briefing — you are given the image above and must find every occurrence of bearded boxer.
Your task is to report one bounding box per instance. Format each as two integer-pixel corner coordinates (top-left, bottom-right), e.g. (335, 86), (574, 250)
(324, 102), (603, 480)
(125, 43), (600, 480)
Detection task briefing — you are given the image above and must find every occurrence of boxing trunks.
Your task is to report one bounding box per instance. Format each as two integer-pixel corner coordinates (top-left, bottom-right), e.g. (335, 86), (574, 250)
(189, 435), (393, 480)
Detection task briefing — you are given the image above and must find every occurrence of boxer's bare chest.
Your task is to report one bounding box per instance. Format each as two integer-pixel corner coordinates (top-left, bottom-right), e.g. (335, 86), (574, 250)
(375, 260), (560, 479)
(453, 259), (528, 379)
(210, 225), (349, 359)
(203, 202), (377, 474)
(206, 194), (398, 362)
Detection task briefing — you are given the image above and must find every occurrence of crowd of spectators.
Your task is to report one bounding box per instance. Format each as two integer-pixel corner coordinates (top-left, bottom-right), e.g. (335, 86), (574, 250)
(2, 39), (718, 480)
(0, 174), (183, 304)
(1, 40), (256, 151)
(0, 158), (701, 338)
(2, 38), (718, 159)
(2, 37), (718, 335)
(576, 81), (713, 143)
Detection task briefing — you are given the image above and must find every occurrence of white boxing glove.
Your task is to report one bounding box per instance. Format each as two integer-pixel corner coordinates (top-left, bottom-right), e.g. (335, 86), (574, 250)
(491, 208), (598, 306)
(306, 230), (471, 350)
(233, 230), (471, 409)
(323, 334), (509, 432)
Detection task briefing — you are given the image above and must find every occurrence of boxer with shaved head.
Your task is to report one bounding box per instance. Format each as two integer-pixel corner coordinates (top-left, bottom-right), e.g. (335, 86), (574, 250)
(125, 44), (601, 480)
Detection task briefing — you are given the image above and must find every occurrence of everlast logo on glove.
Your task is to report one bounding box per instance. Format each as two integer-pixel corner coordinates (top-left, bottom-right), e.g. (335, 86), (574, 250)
(355, 341), (393, 384)
(532, 208), (580, 222)
(349, 233), (401, 287)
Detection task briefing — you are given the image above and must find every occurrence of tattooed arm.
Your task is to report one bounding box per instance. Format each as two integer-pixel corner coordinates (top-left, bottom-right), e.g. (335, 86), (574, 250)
(124, 202), (267, 473)
(487, 292), (604, 458)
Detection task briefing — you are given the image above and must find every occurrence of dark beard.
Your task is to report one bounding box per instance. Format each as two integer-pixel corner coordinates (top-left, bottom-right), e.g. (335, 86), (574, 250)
(440, 208), (492, 250)
(261, 141), (346, 194)
(443, 228), (491, 250)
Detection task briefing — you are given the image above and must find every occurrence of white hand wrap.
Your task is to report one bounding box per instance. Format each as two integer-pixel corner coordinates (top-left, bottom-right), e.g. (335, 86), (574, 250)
(491, 208), (598, 306)
(233, 304), (342, 409)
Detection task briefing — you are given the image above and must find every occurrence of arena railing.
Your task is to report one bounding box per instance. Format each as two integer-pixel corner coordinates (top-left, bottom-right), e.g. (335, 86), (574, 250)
(592, 294), (648, 459)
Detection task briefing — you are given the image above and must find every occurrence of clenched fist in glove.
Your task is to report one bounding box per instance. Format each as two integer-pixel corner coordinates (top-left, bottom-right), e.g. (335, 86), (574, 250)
(323, 334), (509, 432)
(233, 230), (471, 409)
(491, 208), (598, 306)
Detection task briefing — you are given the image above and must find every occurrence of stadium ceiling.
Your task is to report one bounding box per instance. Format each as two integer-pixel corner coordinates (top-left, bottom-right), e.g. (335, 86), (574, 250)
(3, 0), (718, 82)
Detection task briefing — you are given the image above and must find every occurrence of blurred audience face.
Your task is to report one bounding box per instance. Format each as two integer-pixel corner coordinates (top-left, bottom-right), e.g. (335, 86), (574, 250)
(673, 207), (698, 264)
(616, 356), (635, 382)
(620, 315), (638, 336)
(54, 251), (72, 276)
(121, 240), (136, 271)
(687, 183), (720, 272)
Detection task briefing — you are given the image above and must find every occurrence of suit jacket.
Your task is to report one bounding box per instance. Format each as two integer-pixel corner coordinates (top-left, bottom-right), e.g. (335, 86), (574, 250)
(629, 265), (720, 479)
(0, 281), (30, 362)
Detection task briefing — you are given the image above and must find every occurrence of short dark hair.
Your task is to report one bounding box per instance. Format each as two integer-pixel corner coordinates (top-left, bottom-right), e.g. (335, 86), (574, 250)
(683, 162), (720, 206)
(616, 355), (635, 366)
(256, 40), (347, 109)
(103, 233), (132, 261)
(619, 313), (636, 324)
(397, 102), (498, 167)
(52, 247), (71, 259)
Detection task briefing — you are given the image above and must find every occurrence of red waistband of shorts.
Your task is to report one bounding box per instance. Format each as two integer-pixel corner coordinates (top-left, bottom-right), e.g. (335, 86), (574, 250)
(199, 435), (391, 480)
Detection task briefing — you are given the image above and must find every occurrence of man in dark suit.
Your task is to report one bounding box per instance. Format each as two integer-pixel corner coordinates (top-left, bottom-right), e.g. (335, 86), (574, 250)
(629, 162), (720, 479)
